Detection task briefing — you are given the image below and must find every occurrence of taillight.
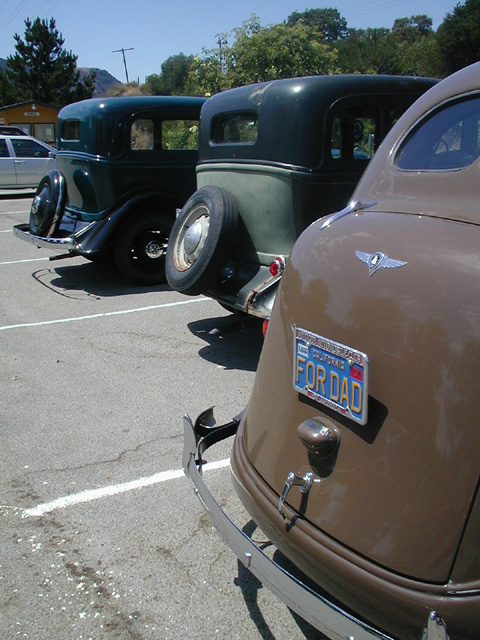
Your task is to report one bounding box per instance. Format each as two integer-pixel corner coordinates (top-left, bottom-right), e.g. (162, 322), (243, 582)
(262, 318), (270, 337)
(269, 255), (286, 277)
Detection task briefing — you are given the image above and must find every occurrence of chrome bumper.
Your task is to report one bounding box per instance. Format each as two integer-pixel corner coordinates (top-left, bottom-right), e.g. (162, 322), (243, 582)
(182, 409), (450, 640)
(13, 223), (75, 252)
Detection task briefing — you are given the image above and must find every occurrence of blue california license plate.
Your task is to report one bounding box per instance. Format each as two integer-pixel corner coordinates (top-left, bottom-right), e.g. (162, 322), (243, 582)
(294, 328), (369, 425)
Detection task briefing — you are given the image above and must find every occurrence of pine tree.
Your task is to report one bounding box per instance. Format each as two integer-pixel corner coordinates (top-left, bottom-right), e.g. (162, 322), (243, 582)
(6, 17), (95, 106)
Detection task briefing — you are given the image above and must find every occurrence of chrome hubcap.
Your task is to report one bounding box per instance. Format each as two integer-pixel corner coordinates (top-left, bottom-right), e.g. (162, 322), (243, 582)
(145, 240), (163, 259)
(184, 221), (203, 256)
(174, 205), (210, 271)
(31, 195), (41, 214)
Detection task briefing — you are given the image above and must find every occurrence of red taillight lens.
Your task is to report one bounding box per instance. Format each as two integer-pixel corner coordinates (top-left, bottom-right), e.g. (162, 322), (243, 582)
(269, 256), (285, 277)
(262, 318), (270, 337)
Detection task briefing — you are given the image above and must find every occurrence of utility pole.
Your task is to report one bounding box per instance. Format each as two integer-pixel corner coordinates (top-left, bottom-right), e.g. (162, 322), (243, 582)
(112, 47), (134, 83)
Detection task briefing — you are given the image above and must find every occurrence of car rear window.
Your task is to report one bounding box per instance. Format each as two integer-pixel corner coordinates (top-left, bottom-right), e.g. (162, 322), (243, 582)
(211, 112), (258, 145)
(396, 95), (480, 171)
(61, 119), (81, 141)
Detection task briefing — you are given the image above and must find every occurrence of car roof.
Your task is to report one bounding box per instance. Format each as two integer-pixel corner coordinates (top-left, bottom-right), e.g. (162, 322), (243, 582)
(56, 95), (206, 156)
(353, 62), (480, 225)
(0, 134), (50, 142)
(58, 95), (206, 121)
(0, 126), (25, 135)
(199, 74), (437, 169)
(0, 134), (34, 139)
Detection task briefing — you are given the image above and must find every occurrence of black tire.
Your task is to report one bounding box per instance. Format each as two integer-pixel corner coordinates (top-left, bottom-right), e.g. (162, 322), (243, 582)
(114, 212), (171, 284)
(29, 170), (66, 236)
(166, 186), (238, 296)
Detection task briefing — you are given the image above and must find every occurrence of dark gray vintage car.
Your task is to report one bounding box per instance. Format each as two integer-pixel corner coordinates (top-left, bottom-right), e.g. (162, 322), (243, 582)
(13, 95), (205, 283)
(166, 74), (436, 317)
(183, 62), (480, 639)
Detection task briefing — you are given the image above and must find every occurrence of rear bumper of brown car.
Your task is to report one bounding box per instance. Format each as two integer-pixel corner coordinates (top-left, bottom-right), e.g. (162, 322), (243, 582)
(182, 409), (450, 640)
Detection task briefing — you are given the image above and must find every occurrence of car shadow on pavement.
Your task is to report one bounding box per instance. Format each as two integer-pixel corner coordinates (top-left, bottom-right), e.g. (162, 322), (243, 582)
(234, 520), (329, 640)
(187, 314), (264, 372)
(0, 190), (35, 200)
(31, 259), (171, 299)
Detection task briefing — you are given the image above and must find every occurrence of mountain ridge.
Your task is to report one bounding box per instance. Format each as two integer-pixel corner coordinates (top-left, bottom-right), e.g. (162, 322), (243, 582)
(0, 59), (123, 98)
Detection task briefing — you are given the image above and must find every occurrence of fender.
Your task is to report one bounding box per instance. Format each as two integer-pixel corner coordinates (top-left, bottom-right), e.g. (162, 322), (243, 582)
(73, 190), (177, 255)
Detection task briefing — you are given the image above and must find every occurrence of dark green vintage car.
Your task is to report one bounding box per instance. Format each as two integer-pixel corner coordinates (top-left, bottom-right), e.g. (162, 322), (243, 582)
(13, 95), (205, 283)
(166, 75), (436, 317)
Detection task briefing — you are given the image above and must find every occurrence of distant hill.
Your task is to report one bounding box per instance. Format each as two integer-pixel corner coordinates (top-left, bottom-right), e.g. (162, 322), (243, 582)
(0, 59), (123, 98)
(78, 67), (123, 97)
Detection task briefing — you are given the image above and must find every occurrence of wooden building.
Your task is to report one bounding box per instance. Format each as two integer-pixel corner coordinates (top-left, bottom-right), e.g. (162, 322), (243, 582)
(0, 101), (59, 145)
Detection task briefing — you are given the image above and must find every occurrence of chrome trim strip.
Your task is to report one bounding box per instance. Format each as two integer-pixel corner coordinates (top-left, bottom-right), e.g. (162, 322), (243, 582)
(13, 224), (75, 251)
(319, 200), (377, 230)
(183, 413), (396, 640)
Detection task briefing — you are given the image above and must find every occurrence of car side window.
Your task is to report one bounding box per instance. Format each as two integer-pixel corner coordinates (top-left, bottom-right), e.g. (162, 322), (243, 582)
(161, 120), (199, 150)
(130, 118), (200, 152)
(131, 119), (154, 150)
(12, 139), (49, 158)
(0, 139), (9, 157)
(396, 96), (480, 170)
(330, 105), (377, 162)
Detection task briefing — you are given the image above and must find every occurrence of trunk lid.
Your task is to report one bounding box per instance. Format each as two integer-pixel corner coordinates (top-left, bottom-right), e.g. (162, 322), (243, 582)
(244, 209), (480, 583)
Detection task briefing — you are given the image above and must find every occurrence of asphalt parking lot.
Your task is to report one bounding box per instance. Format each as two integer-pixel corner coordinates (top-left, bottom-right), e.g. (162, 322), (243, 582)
(1, 192), (326, 640)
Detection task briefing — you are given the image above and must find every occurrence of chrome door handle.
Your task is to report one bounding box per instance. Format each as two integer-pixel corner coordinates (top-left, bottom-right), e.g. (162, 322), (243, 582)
(278, 471), (313, 519)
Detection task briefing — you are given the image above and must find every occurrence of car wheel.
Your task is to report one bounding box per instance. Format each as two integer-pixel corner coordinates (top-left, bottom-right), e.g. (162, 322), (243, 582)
(29, 170), (66, 236)
(114, 212), (171, 284)
(166, 186), (238, 296)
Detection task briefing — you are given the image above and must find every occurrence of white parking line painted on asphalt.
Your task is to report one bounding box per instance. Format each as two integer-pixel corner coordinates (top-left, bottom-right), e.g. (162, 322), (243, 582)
(0, 296), (213, 331)
(1, 257), (51, 265)
(0, 211), (30, 215)
(23, 458), (230, 517)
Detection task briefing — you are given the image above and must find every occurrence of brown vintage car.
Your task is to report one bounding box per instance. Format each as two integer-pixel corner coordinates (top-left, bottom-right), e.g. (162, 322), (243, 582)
(182, 62), (480, 639)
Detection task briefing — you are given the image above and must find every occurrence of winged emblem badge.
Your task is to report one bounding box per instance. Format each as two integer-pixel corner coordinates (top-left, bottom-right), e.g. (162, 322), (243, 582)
(355, 251), (407, 276)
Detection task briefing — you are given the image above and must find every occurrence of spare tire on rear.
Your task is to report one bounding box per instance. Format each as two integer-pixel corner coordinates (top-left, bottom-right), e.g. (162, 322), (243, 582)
(29, 170), (66, 236)
(166, 185), (238, 296)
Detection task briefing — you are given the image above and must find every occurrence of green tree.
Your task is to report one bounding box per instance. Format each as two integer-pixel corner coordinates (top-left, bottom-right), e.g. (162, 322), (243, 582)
(390, 15), (441, 76)
(286, 8), (348, 41)
(392, 15), (433, 43)
(436, 0), (480, 75)
(0, 69), (18, 105)
(6, 17), (95, 105)
(399, 36), (443, 77)
(184, 54), (224, 96)
(337, 28), (402, 74)
(184, 14), (338, 95)
(144, 53), (195, 95)
(224, 19), (338, 87)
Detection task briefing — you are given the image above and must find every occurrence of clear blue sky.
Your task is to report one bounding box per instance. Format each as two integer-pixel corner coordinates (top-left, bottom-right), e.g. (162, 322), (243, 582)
(0, 0), (458, 84)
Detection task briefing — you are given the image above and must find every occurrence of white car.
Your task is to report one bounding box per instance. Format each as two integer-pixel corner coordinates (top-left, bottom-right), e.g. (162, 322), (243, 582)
(0, 134), (56, 189)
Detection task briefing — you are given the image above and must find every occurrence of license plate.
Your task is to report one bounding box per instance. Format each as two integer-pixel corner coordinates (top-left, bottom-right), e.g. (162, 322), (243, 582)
(293, 328), (369, 425)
